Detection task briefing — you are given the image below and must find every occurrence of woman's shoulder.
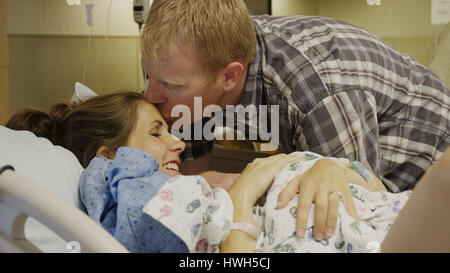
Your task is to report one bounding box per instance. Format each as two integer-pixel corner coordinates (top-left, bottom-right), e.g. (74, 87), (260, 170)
(79, 154), (111, 200)
(109, 146), (161, 178)
(82, 147), (160, 178)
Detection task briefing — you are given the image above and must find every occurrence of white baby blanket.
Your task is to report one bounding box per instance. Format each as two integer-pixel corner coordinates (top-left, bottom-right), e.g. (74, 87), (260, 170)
(142, 152), (412, 253)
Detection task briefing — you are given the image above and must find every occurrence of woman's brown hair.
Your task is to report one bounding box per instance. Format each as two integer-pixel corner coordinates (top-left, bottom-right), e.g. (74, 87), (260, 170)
(6, 91), (147, 168)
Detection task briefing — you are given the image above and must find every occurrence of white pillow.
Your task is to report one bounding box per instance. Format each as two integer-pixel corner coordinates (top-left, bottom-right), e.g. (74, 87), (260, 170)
(70, 82), (98, 104)
(0, 126), (84, 252)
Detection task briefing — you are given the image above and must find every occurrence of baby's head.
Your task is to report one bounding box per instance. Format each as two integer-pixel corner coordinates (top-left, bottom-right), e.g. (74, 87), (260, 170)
(6, 91), (185, 176)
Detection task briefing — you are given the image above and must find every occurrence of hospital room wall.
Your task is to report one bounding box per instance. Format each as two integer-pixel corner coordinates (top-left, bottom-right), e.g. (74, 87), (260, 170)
(272, 0), (447, 67)
(6, 0), (144, 116)
(0, 0), (9, 125)
(8, 35), (143, 114)
(5, 0), (448, 118)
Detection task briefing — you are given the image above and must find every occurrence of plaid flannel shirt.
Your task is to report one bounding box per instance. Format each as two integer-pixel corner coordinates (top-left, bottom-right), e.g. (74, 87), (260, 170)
(181, 15), (449, 193)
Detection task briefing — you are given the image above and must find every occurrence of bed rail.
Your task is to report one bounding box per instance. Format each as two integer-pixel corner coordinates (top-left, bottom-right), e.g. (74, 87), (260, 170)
(0, 165), (128, 253)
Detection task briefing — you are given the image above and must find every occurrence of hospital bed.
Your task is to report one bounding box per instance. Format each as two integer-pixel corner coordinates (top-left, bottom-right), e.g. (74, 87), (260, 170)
(0, 125), (129, 253)
(0, 124), (270, 253)
(0, 165), (128, 253)
(0, 81), (275, 253)
(0, 150), (269, 253)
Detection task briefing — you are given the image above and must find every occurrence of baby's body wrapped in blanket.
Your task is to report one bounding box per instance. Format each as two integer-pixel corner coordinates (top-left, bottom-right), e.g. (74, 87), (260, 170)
(143, 152), (412, 253)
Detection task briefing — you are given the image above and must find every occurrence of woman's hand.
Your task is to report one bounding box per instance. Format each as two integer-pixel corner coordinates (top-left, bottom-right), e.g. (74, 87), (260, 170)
(276, 158), (359, 240)
(221, 154), (304, 253)
(229, 154), (304, 208)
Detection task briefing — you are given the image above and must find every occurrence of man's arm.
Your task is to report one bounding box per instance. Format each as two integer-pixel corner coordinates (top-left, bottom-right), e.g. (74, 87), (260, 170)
(179, 138), (217, 177)
(180, 153), (240, 190)
(180, 153), (212, 175)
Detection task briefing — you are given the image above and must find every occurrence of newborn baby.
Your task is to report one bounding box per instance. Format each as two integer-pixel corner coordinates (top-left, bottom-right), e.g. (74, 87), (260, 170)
(143, 151), (412, 253)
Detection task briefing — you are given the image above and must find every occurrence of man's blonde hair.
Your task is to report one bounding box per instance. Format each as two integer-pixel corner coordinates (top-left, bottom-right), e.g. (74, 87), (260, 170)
(140, 0), (256, 74)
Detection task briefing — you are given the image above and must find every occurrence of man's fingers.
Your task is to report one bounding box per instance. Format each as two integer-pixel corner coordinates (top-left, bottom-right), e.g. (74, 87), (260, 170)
(313, 192), (327, 241)
(325, 192), (340, 238)
(295, 185), (313, 238)
(342, 190), (359, 223)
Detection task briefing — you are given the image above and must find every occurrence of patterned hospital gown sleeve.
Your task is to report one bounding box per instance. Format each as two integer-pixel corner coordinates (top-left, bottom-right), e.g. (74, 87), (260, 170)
(142, 175), (234, 253)
(79, 146), (189, 253)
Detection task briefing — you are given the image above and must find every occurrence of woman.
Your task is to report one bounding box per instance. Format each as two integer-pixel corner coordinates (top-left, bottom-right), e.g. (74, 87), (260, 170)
(5, 91), (303, 252)
(7, 91), (440, 253)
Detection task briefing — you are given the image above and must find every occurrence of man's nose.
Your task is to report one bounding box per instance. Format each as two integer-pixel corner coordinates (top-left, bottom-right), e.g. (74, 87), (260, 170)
(145, 81), (167, 104)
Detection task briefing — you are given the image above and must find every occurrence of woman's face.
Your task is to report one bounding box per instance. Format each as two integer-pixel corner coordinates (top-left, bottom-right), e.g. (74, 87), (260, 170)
(126, 102), (185, 177)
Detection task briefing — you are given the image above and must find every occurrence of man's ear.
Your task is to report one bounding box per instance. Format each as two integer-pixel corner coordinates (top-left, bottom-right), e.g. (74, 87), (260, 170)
(222, 61), (244, 92)
(96, 146), (115, 160)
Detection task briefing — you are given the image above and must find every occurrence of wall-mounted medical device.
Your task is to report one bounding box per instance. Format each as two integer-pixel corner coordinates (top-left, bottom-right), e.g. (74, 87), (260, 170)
(134, 0), (152, 93)
(366, 0), (381, 5)
(66, 0), (81, 5)
(133, 0), (152, 26)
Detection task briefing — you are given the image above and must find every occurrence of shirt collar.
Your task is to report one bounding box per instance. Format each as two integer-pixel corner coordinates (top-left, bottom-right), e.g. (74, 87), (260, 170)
(239, 22), (266, 108)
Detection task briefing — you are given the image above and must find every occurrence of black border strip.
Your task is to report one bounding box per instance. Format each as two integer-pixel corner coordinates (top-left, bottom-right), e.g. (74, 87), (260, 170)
(0, 165), (15, 175)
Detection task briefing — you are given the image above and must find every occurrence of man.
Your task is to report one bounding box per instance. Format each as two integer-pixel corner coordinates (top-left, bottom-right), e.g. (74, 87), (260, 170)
(140, 0), (449, 240)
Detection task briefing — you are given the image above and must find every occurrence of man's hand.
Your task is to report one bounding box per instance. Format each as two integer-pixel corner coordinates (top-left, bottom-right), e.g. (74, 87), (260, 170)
(276, 158), (358, 240)
(200, 170), (240, 191)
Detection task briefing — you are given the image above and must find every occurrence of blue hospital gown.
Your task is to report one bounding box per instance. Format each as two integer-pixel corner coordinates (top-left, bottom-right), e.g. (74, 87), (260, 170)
(79, 146), (188, 253)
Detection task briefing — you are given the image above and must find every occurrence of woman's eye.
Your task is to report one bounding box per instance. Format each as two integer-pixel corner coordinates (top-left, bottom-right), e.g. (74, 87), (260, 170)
(151, 132), (161, 137)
